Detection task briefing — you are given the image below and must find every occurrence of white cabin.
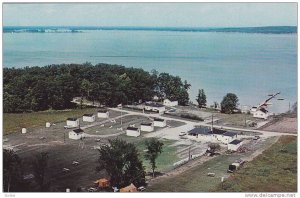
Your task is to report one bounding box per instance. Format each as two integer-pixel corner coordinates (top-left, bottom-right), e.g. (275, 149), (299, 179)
(126, 127), (140, 137)
(69, 128), (84, 140)
(97, 109), (109, 118)
(140, 122), (154, 132)
(83, 114), (96, 122)
(216, 131), (238, 145)
(228, 140), (243, 151)
(66, 118), (79, 127)
(253, 108), (269, 119)
(153, 118), (166, 127)
(163, 99), (178, 107)
(144, 102), (165, 114)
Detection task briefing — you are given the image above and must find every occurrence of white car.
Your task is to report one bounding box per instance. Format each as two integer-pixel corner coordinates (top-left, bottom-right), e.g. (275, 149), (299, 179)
(138, 186), (146, 192)
(179, 132), (187, 136)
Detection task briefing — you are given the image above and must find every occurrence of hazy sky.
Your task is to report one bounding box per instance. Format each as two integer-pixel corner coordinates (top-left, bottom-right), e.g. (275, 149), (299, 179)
(3, 3), (297, 27)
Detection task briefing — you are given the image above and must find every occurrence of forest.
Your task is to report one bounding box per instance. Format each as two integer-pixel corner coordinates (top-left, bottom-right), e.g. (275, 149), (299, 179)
(3, 63), (190, 113)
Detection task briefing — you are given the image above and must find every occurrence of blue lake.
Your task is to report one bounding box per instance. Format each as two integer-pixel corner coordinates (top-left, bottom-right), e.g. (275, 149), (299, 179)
(3, 30), (297, 113)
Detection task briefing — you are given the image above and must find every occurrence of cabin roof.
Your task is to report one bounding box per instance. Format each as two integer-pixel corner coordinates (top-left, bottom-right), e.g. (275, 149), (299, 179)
(229, 139), (242, 145)
(141, 122), (153, 126)
(146, 103), (165, 108)
(67, 118), (78, 121)
(73, 128), (84, 134)
(154, 118), (165, 122)
(127, 127), (139, 131)
(98, 109), (108, 113)
(188, 127), (211, 135)
(212, 128), (227, 135)
(259, 108), (268, 113)
(223, 131), (237, 137)
(83, 114), (94, 117)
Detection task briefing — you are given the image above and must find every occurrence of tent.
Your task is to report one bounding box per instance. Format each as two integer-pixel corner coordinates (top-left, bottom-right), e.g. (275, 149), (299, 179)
(94, 178), (110, 188)
(120, 183), (137, 192)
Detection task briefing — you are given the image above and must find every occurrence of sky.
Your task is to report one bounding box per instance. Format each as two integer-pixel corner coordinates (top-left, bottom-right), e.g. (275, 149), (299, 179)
(3, 3), (297, 27)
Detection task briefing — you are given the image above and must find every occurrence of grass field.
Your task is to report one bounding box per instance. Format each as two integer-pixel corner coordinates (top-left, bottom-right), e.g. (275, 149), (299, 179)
(215, 136), (297, 192)
(4, 108), (102, 135)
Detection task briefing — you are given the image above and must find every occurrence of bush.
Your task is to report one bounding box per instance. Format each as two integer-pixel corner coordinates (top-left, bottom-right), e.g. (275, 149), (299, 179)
(180, 113), (204, 121)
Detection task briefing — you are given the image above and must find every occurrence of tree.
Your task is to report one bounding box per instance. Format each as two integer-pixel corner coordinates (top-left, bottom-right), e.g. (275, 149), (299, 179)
(144, 138), (164, 178)
(213, 101), (219, 109)
(3, 149), (27, 192)
(220, 93), (239, 114)
(208, 143), (221, 154)
(196, 89), (207, 108)
(32, 152), (50, 192)
(96, 139), (145, 188)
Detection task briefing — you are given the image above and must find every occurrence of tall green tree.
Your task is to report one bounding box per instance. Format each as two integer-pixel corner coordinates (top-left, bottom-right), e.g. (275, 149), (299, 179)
(144, 138), (164, 178)
(32, 152), (50, 192)
(96, 139), (145, 188)
(220, 93), (239, 114)
(196, 89), (207, 108)
(3, 149), (27, 192)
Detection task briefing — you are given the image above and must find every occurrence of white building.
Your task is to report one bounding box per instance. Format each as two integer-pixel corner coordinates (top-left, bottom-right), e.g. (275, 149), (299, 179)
(66, 118), (80, 128)
(126, 127), (140, 137)
(69, 128), (84, 140)
(97, 109), (109, 118)
(253, 108), (269, 119)
(163, 99), (178, 107)
(228, 140), (243, 151)
(140, 122), (154, 132)
(83, 114), (96, 122)
(187, 127), (238, 144)
(153, 118), (167, 127)
(144, 102), (165, 114)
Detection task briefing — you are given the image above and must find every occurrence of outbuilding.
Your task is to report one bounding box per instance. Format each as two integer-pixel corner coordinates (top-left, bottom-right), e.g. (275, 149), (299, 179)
(218, 131), (238, 145)
(126, 127), (140, 137)
(253, 108), (269, 119)
(140, 122), (154, 132)
(97, 109), (110, 118)
(144, 102), (165, 114)
(163, 99), (178, 107)
(69, 128), (84, 140)
(83, 114), (96, 122)
(153, 118), (167, 127)
(228, 139), (243, 151)
(66, 118), (79, 128)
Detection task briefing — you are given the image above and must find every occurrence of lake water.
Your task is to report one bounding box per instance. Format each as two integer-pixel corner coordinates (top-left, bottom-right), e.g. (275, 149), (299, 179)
(3, 30), (297, 113)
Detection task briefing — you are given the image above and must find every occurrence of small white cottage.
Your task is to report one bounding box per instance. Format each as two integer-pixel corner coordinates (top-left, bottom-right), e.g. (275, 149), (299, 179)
(66, 118), (80, 128)
(140, 122), (154, 132)
(153, 118), (166, 127)
(126, 127), (140, 137)
(83, 114), (96, 122)
(163, 99), (178, 107)
(144, 102), (165, 114)
(228, 140), (243, 151)
(97, 109), (109, 118)
(253, 108), (269, 119)
(69, 128), (84, 140)
(217, 131), (238, 145)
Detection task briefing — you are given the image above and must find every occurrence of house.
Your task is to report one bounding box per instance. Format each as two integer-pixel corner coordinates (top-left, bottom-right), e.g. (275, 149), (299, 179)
(126, 127), (140, 137)
(83, 114), (96, 122)
(153, 118), (166, 127)
(144, 102), (165, 114)
(66, 118), (79, 128)
(163, 99), (178, 107)
(140, 122), (154, 132)
(120, 183), (138, 192)
(228, 140), (243, 151)
(97, 109), (109, 118)
(187, 127), (238, 144)
(253, 108), (269, 119)
(69, 128), (84, 140)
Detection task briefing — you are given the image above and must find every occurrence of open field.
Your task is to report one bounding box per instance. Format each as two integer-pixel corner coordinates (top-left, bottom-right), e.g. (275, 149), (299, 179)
(260, 114), (297, 133)
(3, 108), (123, 135)
(146, 137), (278, 192)
(215, 136), (297, 192)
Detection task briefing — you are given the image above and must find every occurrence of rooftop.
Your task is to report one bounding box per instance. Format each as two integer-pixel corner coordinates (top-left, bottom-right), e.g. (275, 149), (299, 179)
(127, 127), (139, 131)
(83, 114), (94, 117)
(98, 109), (108, 113)
(67, 118), (78, 121)
(212, 128), (226, 135)
(145, 102), (165, 108)
(223, 131), (237, 137)
(188, 127), (211, 135)
(154, 118), (165, 122)
(141, 122), (153, 126)
(229, 139), (243, 145)
(73, 128), (84, 134)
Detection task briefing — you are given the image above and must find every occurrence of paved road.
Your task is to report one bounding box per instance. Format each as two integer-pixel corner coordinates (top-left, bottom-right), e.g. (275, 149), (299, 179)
(109, 108), (297, 139)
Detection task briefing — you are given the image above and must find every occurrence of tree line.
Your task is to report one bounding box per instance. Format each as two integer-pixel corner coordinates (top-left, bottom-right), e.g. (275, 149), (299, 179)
(4, 63), (190, 113)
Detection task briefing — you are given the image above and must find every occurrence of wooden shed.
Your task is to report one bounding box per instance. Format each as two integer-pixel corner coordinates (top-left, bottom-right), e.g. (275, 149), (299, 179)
(120, 183), (137, 192)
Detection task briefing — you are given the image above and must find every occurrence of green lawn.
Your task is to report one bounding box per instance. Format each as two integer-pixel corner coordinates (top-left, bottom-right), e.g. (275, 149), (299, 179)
(3, 108), (99, 135)
(215, 136), (297, 192)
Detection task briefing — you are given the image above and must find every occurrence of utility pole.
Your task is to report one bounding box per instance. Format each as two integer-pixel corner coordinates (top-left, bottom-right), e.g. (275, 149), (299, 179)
(188, 146), (191, 161)
(64, 132), (66, 143)
(211, 114), (214, 132)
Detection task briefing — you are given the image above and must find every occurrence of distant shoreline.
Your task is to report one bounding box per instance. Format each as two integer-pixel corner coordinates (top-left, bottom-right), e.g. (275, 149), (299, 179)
(3, 25), (297, 34)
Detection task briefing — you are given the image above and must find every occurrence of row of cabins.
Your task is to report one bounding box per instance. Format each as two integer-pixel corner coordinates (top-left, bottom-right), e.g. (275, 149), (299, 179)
(126, 118), (167, 137)
(188, 127), (243, 151)
(144, 99), (178, 114)
(66, 109), (110, 127)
